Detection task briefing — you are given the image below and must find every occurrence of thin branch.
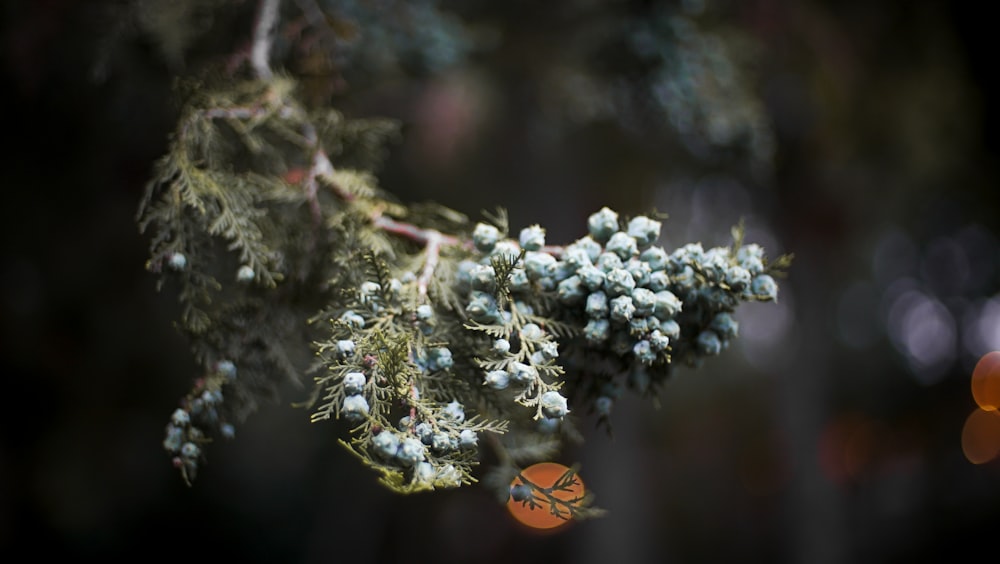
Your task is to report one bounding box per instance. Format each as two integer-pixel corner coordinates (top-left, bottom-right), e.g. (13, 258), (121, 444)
(252, 0), (282, 80)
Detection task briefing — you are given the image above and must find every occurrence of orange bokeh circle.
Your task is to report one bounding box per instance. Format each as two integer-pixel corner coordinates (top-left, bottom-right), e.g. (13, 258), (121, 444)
(971, 351), (1000, 412)
(506, 462), (585, 531)
(961, 407), (1000, 464)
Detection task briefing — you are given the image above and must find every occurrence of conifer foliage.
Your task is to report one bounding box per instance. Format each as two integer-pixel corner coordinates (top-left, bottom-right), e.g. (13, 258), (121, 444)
(138, 0), (789, 522)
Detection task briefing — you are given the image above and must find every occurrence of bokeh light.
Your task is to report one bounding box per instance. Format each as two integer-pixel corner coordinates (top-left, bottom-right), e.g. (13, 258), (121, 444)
(885, 288), (956, 385)
(971, 351), (1000, 412)
(961, 407), (1000, 465)
(506, 462), (586, 532)
(963, 298), (1000, 360)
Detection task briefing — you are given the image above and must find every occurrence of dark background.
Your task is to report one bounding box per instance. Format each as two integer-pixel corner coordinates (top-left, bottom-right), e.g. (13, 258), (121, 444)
(2, 1), (999, 562)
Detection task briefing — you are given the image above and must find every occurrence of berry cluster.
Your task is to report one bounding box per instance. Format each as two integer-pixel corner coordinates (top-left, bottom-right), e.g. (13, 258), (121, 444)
(161, 360), (239, 483)
(458, 207), (783, 423)
(311, 261), (509, 493)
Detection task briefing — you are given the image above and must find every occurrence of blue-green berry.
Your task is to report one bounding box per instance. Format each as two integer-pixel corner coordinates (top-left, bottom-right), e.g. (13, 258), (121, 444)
(550, 259), (574, 281)
(640, 246), (669, 271)
(171, 408), (190, 426)
(563, 247), (593, 269)
(360, 281), (381, 297)
(466, 291), (499, 322)
(485, 370), (510, 390)
(428, 347), (454, 371)
(220, 423), (235, 439)
(342, 372), (366, 395)
(455, 260), (477, 290)
(373, 431), (400, 459)
(647, 270), (670, 292)
(568, 235), (603, 262)
(605, 268), (636, 296)
(201, 389), (223, 406)
(340, 310), (365, 329)
(473, 223), (501, 252)
(236, 265), (255, 283)
(710, 312), (739, 339)
(469, 264), (497, 292)
(587, 207), (619, 243)
(167, 252), (187, 271)
(416, 304), (434, 321)
(537, 417), (560, 434)
(509, 361), (537, 383)
(459, 429), (478, 449)
(397, 437), (426, 466)
(520, 323), (543, 341)
(415, 422), (435, 444)
(738, 244), (765, 274)
(336, 340), (355, 357)
(577, 264), (606, 291)
(725, 265), (752, 291)
(508, 267), (530, 293)
(442, 400), (465, 423)
(671, 266), (697, 293)
(388, 278), (403, 295)
(415, 461), (436, 483)
(627, 216), (662, 247)
(493, 338), (511, 354)
(216, 360), (237, 380)
(342, 395), (370, 420)
(431, 432), (451, 452)
(519, 225), (546, 251)
(629, 316), (658, 335)
(697, 330), (723, 355)
(594, 396), (614, 417)
(649, 330), (670, 352)
(163, 425), (183, 451)
(673, 243), (705, 266)
(510, 484), (532, 502)
(524, 251), (556, 280)
(610, 295), (636, 323)
(181, 442), (200, 459)
(189, 398), (204, 416)
(596, 252), (624, 272)
(606, 231), (638, 259)
(751, 274), (778, 301)
(540, 391), (569, 418)
(626, 259), (652, 287)
(491, 240), (522, 262)
(652, 290), (683, 319)
(659, 318), (681, 340)
(557, 275), (586, 303)
(584, 319), (611, 343)
(633, 340), (656, 364)
(585, 291), (609, 318)
(514, 301), (534, 316)
(631, 287), (656, 316)
(539, 341), (559, 360)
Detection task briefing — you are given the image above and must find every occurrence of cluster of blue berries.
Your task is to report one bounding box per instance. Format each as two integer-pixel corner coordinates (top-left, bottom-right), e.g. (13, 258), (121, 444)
(306, 206), (783, 495)
(310, 269), (514, 492)
(457, 206), (781, 423)
(363, 400), (479, 489)
(162, 359), (239, 483)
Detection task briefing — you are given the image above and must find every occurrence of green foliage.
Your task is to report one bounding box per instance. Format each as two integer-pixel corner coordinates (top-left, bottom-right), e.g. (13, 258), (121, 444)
(139, 0), (789, 523)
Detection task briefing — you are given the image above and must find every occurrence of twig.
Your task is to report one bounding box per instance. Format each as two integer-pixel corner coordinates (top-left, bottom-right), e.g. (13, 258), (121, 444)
(251, 0), (282, 80)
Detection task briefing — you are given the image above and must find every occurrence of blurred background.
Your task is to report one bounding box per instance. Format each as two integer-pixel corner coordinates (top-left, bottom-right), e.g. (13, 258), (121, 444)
(2, 0), (998, 562)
